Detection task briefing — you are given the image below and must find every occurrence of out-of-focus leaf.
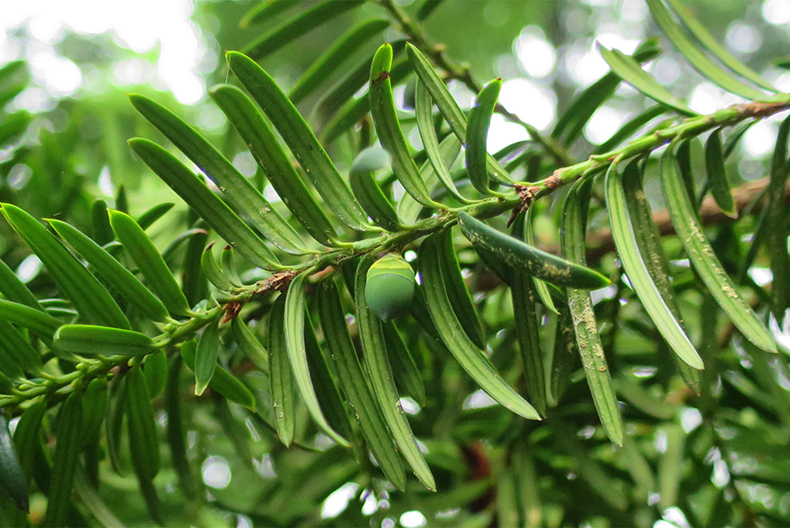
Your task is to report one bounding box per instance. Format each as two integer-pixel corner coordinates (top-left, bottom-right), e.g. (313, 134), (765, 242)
(165, 354), (199, 501)
(289, 19), (389, 104)
(136, 202), (175, 231)
(241, 0), (365, 61)
(0, 321), (42, 375)
(646, 0), (766, 100)
(658, 424), (685, 509)
(597, 43), (696, 116)
(239, 0), (300, 28)
(0, 413), (28, 512)
(45, 391), (83, 527)
(0, 260), (42, 311)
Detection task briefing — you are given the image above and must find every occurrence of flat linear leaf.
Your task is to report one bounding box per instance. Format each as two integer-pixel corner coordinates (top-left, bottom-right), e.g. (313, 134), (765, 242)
(0, 299), (59, 339)
(239, 0), (300, 28)
(45, 391), (83, 527)
(0, 414), (28, 513)
(289, 19), (390, 104)
(268, 295), (295, 447)
(0, 321), (43, 375)
(321, 56), (413, 145)
(355, 254), (436, 491)
(349, 147), (402, 232)
(561, 181), (624, 445)
(369, 44), (439, 208)
(511, 212), (547, 417)
(128, 138), (282, 270)
(554, 38), (661, 145)
(165, 355), (198, 501)
(415, 80), (473, 204)
(466, 78), (504, 195)
(284, 273), (350, 447)
(769, 115), (790, 314)
(227, 51), (372, 231)
(705, 129), (737, 218)
(194, 317), (220, 396)
(180, 339), (256, 411)
(406, 43), (512, 184)
(384, 322), (427, 406)
(316, 278), (407, 490)
(129, 94), (305, 255)
(621, 160), (701, 393)
(1, 204), (130, 329)
(54, 325), (155, 356)
(241, 0), (365, 60)
(525, 207), (559, 314)
(420, 232), (540, 421)
(597, 43), (696, 116)
(201, 243), (234, 291)
(457, 211), (611, 289)
(646, 0), (766, 100)
(550, 307), (577, 407)
(109, 210), (192, 317)
(210, 85), (339, 246)
(659, 148), (777, 353)
(605, 164), (703, 369)
(48, 219), (170, 322)
(434, 227), (486, 349)
(0, 259), (42, 311)
(231, 317), (269, 373)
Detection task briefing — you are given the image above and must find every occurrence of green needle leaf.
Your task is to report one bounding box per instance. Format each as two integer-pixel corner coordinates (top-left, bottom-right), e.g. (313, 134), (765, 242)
(49, 219), (170, 322)
(524, 207), (559, 315)
(561, 181), (624, 445)
(597, 43), (696, 116)
(129, 94), (306, 255)
(45, 391), (83, 527)
(227, 51), (372, 232)
(466, 78), (504, 196)
(605, 164), (703, 370)
(349, 147), (402, 232)
(284, 273), (351, 447)
(356, 254), (436, 491)
(457, 211), (611, 289)
(128, 138), (282, 270)
(1, 203), (130, 329)
(241, 0), (365, 61)
(194, 317), (221, 396)
(369, 44), (440, 208)
(289, 19), (390, 104)
(420, 232), (540, 421)
(0, 299), (60, 340)
(415, 80), (473, 204)
(704, 129), (737, 218)
(647, 0), (766, 100)
(0, 413), (29, 513)
(125, 365), (160, 481)
(406, 43), (512, 184)
(268, 295), (295, 447)
(659, 148), (777, 353)
(316, 277), (407, 490)
(210, 84), (340, 246)
(109, 209), (192, 317)
(180, 339), (256, 411)
(231, 317), (269, 373)
(54, 325), (156, 357)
